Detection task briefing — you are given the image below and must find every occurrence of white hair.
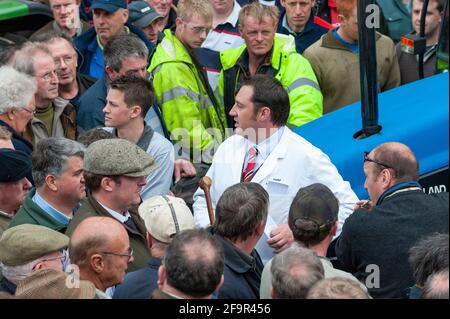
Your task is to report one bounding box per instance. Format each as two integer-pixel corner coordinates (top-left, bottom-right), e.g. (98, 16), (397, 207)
(0, 66), (37, 115)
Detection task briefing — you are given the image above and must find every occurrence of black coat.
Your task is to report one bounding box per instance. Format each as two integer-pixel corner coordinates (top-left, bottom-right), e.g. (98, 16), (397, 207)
(336, 184), (449, 299)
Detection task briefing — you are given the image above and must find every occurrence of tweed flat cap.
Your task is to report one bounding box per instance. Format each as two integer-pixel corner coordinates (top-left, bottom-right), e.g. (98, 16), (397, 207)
(0, 224), (69, 266)
(84, 138), (158, 177)
(15, 268), (96, 299)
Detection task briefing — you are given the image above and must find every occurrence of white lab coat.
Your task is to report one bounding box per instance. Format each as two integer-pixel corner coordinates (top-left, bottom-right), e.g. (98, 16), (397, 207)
(193, 127), (359, 263)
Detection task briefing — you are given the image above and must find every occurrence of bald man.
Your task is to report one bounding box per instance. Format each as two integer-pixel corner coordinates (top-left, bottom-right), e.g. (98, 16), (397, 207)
(68, 216), (134, 296)
(336, 142), (449, 299)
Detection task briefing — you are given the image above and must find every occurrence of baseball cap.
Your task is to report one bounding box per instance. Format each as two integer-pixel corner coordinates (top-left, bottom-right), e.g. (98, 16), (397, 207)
(128, 1), (163, 28)
(91, 0), (127, 13)
(138, 195), (195, 244)
(83, 138), (158, 177)
(0, 224), (69, 266)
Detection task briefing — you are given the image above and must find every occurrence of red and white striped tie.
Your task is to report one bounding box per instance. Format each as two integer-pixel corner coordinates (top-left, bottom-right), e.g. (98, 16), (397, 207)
(242, 146), (258, 182)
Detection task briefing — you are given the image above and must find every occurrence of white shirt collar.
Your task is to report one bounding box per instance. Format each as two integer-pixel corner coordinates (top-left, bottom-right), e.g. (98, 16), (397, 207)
(98, 201), (131, 224)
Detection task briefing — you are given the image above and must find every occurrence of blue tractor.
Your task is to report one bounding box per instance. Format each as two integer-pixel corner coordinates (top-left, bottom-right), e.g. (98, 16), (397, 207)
(294, 0), (449, 200)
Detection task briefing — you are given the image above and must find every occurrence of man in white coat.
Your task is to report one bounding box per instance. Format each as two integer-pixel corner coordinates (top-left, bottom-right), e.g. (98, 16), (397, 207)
(193, 74), (358, 263)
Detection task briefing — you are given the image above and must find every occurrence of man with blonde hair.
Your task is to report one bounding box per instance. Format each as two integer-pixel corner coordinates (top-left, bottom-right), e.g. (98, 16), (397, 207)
(148, 0), (227, 162)
(217, 1), (323, 129)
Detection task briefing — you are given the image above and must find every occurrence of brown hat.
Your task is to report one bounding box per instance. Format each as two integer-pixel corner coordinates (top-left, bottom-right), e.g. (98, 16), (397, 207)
(15, 269), (96, 299)
(138, 195), (194, 244)
(0, 224), (69, 266)
(289, 183), (339, 231)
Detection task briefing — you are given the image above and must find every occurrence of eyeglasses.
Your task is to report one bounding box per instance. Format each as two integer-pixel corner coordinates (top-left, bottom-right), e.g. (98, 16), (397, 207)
(23, 107), (36, 115)
(100, 248), (134, 260)
(363, 151), (393, 169)
(185, 22), (211, 35)
(54, 55), (75, 67)
(37, 70), (58, 82)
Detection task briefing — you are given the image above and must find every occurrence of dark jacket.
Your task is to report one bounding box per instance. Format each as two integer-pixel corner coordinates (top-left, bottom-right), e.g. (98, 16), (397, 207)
(70, 72), (97, 109)
(113, 257), (161, 299)
(396, 38), (437, 85)
(74, 24), (155, 77)
(65, 195), (151, 272)
(76, 75), (108, 133)
(335, 181), (449, 299)
(277, 10), (331, 54)
(0, 120), (33, 155)
(9, 189), (68, 233)
(215, 234), (264, 299)
(0, 277), (16, 295)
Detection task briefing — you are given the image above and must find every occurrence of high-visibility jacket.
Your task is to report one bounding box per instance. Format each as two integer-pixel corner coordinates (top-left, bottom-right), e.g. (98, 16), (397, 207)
(148, 30), (227, 156)
(217, 34), (323, 128)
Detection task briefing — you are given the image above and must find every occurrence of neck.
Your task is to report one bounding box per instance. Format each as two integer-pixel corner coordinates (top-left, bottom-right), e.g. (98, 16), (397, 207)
(150, 244), (166, 258)
(426, 30), (440, 46)
(248, 53), (267, 76)
(229, 237), (257, 255)
(116, 120), (145, 144)
(251, 125), (280, 144)
(37, 188), (74, 217)
(308, 238), (332, 257)
(337, 27), (355, 44)
(35, 97), (51, 109)
(79, 269), (108, 292)
(162, 15), (169, 28)
(92, 192), (126, 214)
(59, 80), (79, 100)
(213, 5), (234, 28)
(162, 284), (211, 299)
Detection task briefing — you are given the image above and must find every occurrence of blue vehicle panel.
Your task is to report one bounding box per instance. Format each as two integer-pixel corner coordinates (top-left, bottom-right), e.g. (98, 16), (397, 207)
(294, 72), (449, 199)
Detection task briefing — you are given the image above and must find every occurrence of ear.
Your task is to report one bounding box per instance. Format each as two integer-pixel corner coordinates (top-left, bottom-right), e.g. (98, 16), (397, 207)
(270, 287), (276, 299)
(7, 109), (15, 120)
(45, 175), (58, 192)
(280, 0), (286, 8)
(121, 9), (129, 23)
(33, 261), (45, 271)
(380, 169), (394, 188)
(129, 105), (142, 119)
(238, 23), (244, 36)
(254, 219), (266, 238)
(90, 254), (105, 274)
(337, 13), (346, 25)
(146, 232), (153, 249)
(175, 17), (184, 30)
(258, 106), (271, 122)
(330, 221), (338, 237)
(157, 265), (166, 289)
(105, 65), (117, 80)
(215, 274), (224, 292)
(100, 177), (115, 192)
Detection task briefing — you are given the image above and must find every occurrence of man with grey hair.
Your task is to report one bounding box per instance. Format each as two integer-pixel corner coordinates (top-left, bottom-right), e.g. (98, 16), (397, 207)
(12, 42), (77, 146)
(271, 243), (324, 299)
(9, 137), (85, 233)
(31, 0), (90, 39)
(0, 224), (69, 294)
(74, 0), (154, 79)
(76, 33), (166, 136)
(422, 269), (449, 299)
(66, 138), (158, 271)
(0, 66), (37, 155)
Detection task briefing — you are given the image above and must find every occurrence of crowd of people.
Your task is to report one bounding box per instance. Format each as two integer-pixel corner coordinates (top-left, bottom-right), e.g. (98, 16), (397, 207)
(0, 0), (448, 299)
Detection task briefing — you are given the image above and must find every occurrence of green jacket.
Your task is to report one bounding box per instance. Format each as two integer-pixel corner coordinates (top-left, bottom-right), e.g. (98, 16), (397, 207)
(217, 34), (323, 128)
(9, 189), (67, 233)
(0, 212), (12, 237)
(148, 30), (226, 155)
(65, 195), (151, 272)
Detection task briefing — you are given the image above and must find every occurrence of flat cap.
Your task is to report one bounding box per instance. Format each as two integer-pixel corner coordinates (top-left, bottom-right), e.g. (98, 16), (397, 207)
(0, 224), (69, 266)
(0, 149), (31, 183)
(84, 138), (158, 177)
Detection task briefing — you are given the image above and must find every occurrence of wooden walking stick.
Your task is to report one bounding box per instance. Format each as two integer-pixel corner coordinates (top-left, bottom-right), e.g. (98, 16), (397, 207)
(199, 176), (214, 225)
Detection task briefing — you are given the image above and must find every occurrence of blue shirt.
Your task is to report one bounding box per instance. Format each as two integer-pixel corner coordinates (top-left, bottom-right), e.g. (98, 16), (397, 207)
(32, 191), (72, 226)
(243, 126), (285, 174)
(333, 29), (359, 54)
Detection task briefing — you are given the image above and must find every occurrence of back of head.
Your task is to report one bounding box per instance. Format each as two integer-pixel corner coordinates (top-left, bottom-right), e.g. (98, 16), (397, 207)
(289, 183), (339, 247)
(307, 277), (370, 299)
(32, 137), (85, 188)
(109, 75), (155, 117)
(138, 195), (195, 244)
(69, 216), (128, 268)
(177, 0), (213, 22)
(103, 34), (148, 72)
(77, 128), (115, 147)
(409, 233), (449, 286)
(163, 229), (224, 298)
(239, 1), (279, 27)
(271, 243), (324, 299)
(422, 268), (449, 299)
(241, 75), (290, 127)
(30, 30), (73, 48)
(15, 268), (96, 299)
(0, 65), (37, 115)
(371, 142), (419, 182)
(214, 182), (269, 242)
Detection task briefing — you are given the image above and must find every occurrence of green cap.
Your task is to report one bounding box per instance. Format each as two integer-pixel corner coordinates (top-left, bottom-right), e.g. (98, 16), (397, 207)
(84, 138), (159, 177)
(0, 224), (69, 266)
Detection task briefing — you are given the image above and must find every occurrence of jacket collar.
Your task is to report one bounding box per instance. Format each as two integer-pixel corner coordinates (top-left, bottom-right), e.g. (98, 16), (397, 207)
(376, 181), (422, 205)
(214, 233), (258, 274)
